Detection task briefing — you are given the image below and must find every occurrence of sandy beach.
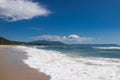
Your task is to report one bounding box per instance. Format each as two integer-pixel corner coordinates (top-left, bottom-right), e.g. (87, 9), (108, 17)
(0, 45), (50, 80)
(0, 45), (10, 50)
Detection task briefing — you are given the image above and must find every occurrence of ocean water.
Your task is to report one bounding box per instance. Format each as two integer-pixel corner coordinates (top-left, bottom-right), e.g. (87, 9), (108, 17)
(36, 45), (120, 59)
(15, 45), (120, 80)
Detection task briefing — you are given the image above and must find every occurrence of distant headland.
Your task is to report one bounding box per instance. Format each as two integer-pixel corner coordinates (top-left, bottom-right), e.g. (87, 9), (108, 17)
(0, 36), (119, 46)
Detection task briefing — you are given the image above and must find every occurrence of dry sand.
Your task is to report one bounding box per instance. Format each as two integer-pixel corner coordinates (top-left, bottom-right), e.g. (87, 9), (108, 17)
(0, 45), (50, 80)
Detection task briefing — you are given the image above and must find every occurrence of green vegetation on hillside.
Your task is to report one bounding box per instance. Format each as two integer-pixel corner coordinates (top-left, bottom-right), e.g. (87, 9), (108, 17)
(0, 37), (25, 45)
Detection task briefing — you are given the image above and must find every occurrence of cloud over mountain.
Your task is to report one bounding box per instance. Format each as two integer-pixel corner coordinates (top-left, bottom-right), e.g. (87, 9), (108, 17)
(33, 34), (92, 44)
(0, 0), (50, 21)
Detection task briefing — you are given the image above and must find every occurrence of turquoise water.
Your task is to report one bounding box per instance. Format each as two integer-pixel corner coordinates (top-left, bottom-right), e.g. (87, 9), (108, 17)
(36, 45), (120, 59)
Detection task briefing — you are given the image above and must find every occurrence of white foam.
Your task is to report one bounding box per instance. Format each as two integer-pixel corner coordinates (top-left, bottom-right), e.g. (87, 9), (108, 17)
(94, 46), (120, 49)
(16, 46), (120, 80)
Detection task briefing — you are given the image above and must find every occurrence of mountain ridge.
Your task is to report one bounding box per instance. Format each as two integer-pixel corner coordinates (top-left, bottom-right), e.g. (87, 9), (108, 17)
(29, 40), (64, 45)
(0, 36), (64, 45)
(0, 36), (119, 46)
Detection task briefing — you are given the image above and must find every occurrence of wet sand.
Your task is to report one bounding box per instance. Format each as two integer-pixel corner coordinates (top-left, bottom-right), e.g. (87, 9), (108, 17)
(0, 45), (10, 50)
(0, 45), (50, 80)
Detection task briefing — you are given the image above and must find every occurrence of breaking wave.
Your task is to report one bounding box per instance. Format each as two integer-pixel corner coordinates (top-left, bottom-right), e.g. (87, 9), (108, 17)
(15, 46), (120, 80)
(94, 46), (120, 50)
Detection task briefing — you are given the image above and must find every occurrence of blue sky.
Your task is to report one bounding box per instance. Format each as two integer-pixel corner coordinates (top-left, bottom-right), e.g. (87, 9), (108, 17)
(0, 0), (120, 44)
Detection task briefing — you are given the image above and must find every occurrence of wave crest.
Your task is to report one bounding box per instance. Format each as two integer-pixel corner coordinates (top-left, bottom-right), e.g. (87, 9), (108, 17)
(15, 46), (120, 80)
(94, 47), (120, 50)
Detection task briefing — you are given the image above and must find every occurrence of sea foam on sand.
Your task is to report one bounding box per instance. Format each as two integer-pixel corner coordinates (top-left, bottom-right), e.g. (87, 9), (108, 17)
(16, 46), (120, 80)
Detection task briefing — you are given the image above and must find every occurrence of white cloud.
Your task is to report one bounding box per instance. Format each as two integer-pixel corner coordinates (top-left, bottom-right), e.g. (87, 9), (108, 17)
(0, 0), (50, 21)
(33, 34), (92, 44)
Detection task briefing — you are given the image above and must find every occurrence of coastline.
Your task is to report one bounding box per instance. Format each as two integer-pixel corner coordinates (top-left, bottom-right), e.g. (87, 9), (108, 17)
(21, 46), (120, 80)
(0, 45), (50, 80)
(1, 45), (120, 80)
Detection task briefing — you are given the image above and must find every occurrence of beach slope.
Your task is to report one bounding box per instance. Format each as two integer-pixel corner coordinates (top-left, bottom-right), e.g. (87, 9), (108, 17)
(0, 45), (50, 80)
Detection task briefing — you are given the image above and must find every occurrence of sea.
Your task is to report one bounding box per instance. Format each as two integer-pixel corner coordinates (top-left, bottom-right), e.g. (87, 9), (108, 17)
(15, 45), (120, 80)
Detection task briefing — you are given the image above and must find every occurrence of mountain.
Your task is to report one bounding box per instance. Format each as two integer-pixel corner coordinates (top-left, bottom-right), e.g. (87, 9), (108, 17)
(29, 40), (64, 45)
(0, 36), (64, 45)
(0, 37), (25, 45)
(0, 36), (119, 46)
(0, 37), (11, 44)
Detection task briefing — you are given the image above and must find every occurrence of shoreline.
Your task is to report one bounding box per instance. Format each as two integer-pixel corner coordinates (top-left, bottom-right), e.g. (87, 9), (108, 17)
(1, 45), (120, 80)
(0, 45), (11, 50)
(21, 46), (120, 80)
(0, 45), (50, 80)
